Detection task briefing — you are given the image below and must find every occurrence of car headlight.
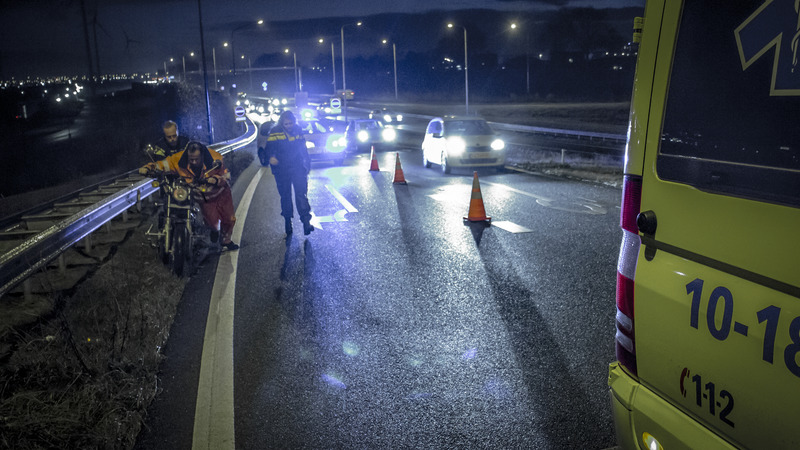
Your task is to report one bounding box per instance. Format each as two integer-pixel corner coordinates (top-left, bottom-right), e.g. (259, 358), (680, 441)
(172, 186), (189, 202)
(491, 138), (505, 150)
(327, 135), (346, 152)
(447, 137), (466, 155)
(383, 114), (392, 123)
(357, 130), (369, 142)
(306, 141), (315, 149)
(382, 128), (396, 142)
(324, 107), (331, 113)
(396, 114), (403, 122)
(281, 98), (287, 105)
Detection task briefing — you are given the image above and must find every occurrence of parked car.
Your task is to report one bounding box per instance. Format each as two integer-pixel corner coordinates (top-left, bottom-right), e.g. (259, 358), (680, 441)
(369, 108), (403, 124)
(299, 119), (347, 165)
(421, 116), (506, 174)
(344, 119), (396, 152)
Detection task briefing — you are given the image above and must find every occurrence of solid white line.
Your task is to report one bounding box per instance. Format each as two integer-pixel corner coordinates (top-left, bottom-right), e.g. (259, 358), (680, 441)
(192, 167), (264, 450)
(325, 184), (358, 213)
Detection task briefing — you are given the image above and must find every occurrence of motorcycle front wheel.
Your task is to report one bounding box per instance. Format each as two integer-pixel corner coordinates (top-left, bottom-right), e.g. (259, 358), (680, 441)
(170, 226), (190, 277)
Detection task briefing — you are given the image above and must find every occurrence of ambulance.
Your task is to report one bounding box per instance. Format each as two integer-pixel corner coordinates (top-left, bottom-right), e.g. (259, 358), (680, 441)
(608, 1), (800, 449)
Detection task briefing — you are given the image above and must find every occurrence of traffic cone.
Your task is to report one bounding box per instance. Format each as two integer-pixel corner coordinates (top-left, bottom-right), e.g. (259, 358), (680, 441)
(463, 171), (491, 223)
(369, 146), (380, 171)
(392, 152), (407, 184)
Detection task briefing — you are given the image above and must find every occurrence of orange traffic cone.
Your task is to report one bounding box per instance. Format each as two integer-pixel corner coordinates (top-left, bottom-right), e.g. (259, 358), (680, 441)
(463, 171), (491, 223)
(369, 146), (380, 171)
(392, 152), (407, 184)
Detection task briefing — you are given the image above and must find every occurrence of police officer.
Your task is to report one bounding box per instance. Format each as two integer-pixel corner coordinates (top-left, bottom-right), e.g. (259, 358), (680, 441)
(266, 110), (314, 236)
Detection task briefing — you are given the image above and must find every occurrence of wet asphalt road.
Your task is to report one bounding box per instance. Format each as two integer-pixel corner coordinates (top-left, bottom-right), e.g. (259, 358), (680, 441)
(137, 140), (623, 449)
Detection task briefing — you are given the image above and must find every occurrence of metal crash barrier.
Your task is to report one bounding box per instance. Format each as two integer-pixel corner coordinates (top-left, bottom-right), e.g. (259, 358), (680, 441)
(0, 118), (257, 299)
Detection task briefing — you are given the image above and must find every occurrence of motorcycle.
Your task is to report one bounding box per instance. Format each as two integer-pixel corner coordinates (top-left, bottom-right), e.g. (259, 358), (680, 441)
(141, 153), (221, 277)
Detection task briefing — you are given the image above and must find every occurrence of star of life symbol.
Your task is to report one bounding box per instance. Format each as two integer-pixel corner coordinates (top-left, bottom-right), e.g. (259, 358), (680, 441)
(734, 0), (800, 95)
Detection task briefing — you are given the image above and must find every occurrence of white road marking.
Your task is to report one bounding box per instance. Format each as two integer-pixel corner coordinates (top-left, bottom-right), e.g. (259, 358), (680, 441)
(492, 221), (533, 233)
(192, 167), (264, 450)
(325, 184), (358, 213)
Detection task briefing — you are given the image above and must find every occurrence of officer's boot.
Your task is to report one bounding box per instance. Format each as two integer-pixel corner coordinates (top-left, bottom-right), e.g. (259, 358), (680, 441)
(284, 217), (293, 235)
(302, 219), (314, 236)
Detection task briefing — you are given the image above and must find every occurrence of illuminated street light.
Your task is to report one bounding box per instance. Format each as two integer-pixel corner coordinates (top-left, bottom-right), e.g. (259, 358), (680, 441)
(447, 23), (469, 114)
(229, 20), (264, 93)
(381, 39), (398, 100)
(341, 21), (362, 121)
(319, 38), (336, 94)
(509, 22), (531, 95)
(284, 48), (299, 92)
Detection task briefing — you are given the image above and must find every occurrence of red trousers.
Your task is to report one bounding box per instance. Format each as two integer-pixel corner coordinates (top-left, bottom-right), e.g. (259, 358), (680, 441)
(200, 189), (236, 243)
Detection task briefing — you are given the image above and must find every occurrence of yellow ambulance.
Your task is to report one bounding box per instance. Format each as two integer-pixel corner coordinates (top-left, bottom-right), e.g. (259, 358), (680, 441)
(608, 1), (800, 449)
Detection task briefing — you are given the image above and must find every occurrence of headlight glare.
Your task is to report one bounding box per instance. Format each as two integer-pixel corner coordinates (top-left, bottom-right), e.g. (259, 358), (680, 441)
(491, 139), (505, 150)
(306, 141), (315, 149)
(357, 130), (369, 142)
(382, 128), (396, 142)
(448, 137), (466, 155)
(383, 114), (392, 123)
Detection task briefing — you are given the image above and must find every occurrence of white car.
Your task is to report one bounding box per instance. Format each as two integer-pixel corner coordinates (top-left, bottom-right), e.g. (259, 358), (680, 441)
(421, 116), (506, 174)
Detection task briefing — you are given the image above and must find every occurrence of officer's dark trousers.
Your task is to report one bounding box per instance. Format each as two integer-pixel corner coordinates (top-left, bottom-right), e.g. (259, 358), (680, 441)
(274, 168), (311, 223)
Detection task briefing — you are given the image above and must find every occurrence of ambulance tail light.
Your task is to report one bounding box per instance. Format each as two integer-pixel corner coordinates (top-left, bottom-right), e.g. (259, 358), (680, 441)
(616, 175), (642, 376)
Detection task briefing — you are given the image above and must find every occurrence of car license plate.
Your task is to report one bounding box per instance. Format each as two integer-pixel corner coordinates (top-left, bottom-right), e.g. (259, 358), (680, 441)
(468, 152), (491, 159)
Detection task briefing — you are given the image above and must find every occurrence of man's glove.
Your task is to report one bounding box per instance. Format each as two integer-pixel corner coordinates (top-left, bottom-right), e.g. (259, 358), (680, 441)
(138, 167), (149, 175)
(205, 176), (218, 185)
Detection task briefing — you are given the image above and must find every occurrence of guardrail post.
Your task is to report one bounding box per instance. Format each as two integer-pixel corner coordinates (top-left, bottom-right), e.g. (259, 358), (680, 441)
(561, 149), (566, 164)
(58, 254), (66, 275)
(83, 234), (92, 251)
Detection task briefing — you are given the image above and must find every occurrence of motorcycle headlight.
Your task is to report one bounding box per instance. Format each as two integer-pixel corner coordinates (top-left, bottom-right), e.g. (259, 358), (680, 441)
(382, 128), (396, 142)
(357, 130), (369, 142)
(447, 137), (466, 155)
(491, 138), (505, 150)
(306, 141), (315, 149)
(173, 186), (189, 202)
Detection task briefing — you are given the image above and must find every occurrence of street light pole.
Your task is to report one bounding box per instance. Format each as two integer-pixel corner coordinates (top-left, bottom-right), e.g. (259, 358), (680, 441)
(393, 43), (398, 100)
(383, 39), (399, 100)
(448, 23), (468, 115)
(341, 21), (362, 122)
(511, 23), (531, 96)
(212, 47), (218, 90)
(331, 42), (336, 94)
(293, 52), (298, 92)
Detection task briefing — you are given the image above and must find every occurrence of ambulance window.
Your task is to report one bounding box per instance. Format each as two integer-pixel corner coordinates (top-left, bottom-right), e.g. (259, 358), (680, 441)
(658, 0), (800, 207)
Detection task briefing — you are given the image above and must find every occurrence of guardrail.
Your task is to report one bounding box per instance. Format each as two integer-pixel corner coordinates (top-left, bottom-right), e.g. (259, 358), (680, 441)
(0, 119), (257, 299)
(350, 108), (626, 143)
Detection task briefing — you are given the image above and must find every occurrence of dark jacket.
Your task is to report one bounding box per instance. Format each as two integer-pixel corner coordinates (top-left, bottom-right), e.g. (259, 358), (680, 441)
(265, 123), (310, 174)
(153, 135), (191, 159)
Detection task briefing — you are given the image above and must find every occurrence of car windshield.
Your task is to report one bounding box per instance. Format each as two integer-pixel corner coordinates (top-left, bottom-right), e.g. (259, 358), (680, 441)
(357, 121), (382, 130)
(444, 120), (493, 136)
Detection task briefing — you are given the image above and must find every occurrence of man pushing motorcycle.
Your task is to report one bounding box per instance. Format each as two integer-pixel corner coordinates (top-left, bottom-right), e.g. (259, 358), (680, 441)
(139, 141), (239, 251)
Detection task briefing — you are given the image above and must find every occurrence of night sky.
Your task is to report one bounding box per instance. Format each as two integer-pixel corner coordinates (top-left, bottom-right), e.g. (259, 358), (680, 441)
(0, 0), (644, 79)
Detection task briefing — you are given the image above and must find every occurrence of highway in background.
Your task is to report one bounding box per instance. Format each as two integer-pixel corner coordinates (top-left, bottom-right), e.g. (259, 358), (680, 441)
(135, 133), (623, 449)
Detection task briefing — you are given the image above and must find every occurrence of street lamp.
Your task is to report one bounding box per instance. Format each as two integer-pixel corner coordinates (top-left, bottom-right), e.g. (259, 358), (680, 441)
(230, 19), (264, 93)
(319, 38), (336, 95)
(285, 48), (298, 92)
(447, 23), (469, 114)
(510, 22), (530, 95)
(381, 39), (398, 100)
(340, 21), (362, 121)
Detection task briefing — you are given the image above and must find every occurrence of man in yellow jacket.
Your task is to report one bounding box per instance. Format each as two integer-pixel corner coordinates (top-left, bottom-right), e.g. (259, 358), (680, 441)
(139, 141), (239, 251)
